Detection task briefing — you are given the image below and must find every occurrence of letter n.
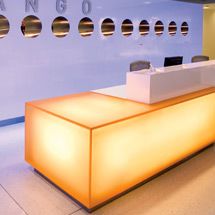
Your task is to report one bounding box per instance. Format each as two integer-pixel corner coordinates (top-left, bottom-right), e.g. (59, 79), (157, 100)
(25, 0), (39, 13)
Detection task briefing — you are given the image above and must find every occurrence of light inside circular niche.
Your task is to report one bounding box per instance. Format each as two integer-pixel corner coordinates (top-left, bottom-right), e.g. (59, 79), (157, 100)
(0, 15), (10, 38)
(121, 19), (133, 37)
(79, 17), (94, 37)
(155, 20), (164, 36)
(181, 22), (189, 36)
(139, 20), (150, 36)
(21, 15), (42, 38)
(52, 16), (70, 38)
(168, 21), (177, 36)
(101, 18), (115, 37)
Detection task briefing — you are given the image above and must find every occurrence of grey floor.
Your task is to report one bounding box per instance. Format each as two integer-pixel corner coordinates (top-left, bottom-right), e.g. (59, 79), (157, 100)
(0, 123), (215, 215)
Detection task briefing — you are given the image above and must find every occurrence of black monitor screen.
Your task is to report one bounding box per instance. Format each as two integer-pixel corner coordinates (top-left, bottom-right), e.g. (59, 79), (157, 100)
(164, 56), (183, 67)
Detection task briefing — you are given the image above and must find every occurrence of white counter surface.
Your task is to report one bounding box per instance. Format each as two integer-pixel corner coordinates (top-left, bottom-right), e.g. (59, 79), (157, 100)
(126, 60), (215, 104)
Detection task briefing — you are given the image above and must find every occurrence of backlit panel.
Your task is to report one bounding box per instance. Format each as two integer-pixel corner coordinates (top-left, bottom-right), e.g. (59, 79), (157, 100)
(25, 105), (91, 206)
(91, 93), (215, 207)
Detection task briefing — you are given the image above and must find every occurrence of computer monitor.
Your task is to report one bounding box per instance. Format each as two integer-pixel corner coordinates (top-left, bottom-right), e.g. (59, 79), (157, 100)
(164, 56), (183, 67)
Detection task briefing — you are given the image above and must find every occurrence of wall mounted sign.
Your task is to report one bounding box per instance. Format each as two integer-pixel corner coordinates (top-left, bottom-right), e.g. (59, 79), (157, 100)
(0, 0), (92, 15)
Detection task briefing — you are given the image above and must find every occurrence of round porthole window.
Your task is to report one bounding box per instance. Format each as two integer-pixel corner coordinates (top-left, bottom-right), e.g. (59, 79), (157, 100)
(155, 20), (164, 36)
(139, 20), (150, 36)
(52, 17), (70, 38)
(121, 19), (133, 37)
(168, 21), (177, 36)
(78, 17), (94, 37)
(21, 15), (42, 38)
(181, 22), (189, 36)
(0, 15), (9, 38)
(101, 18), (115, 37)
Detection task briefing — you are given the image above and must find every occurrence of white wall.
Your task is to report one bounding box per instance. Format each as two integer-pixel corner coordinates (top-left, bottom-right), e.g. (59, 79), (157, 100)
(203, 6), (215, 59)
(0, 0), (203, 121)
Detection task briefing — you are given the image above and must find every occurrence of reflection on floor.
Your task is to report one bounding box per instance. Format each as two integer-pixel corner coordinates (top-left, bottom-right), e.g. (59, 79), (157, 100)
(0, 123), (215, 215)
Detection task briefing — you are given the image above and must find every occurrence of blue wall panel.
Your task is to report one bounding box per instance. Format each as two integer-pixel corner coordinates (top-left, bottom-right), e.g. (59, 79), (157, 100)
(0, 0), (203, 122)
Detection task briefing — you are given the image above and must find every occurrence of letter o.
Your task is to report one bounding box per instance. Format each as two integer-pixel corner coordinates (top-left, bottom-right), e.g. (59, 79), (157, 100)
(82, 0), (91, 15)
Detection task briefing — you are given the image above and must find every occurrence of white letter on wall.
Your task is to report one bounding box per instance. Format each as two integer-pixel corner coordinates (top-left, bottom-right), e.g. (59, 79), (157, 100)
(25, 0), (38, 13)
(0, 0), (6, 11)
(56, 0), (67, 14)
(82, 0), (92, 15)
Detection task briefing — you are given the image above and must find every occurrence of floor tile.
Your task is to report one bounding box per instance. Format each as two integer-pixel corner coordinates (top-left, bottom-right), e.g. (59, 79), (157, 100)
(0, 185), (25, 215)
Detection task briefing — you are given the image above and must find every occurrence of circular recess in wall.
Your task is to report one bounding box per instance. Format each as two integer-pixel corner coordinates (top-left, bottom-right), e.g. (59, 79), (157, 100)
(181, 22), (189, 36)
(101, 18), (115, 37)
(78, 17), (94, 37)
(154, 20), (164, 36)
(139, 20), (150, 36)
(0, 15), (10, 38)
(121, 19), (133, 37)
(168, 21), (177, 36)
(52, 17), (70, 38)
(21, 15), (42, 38)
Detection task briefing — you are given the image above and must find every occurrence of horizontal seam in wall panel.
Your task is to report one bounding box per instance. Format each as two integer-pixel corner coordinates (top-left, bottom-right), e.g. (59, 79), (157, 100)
(0, 116), (25, 128)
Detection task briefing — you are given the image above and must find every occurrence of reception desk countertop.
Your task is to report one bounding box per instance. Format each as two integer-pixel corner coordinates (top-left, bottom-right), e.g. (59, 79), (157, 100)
(27, 88), (215, 129)
(126, 60), (215, 104)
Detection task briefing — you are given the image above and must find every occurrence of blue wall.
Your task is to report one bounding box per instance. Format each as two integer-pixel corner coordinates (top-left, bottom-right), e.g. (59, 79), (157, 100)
(0, 0), (203, 121)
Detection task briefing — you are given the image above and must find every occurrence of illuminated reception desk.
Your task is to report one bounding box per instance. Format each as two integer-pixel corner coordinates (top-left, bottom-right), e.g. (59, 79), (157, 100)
(127, 60), (215, 104)
(25, 88), (215, 211)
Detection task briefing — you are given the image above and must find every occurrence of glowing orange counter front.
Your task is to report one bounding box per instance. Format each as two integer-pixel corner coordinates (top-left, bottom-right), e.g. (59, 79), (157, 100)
(25, 88), (215, 211)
